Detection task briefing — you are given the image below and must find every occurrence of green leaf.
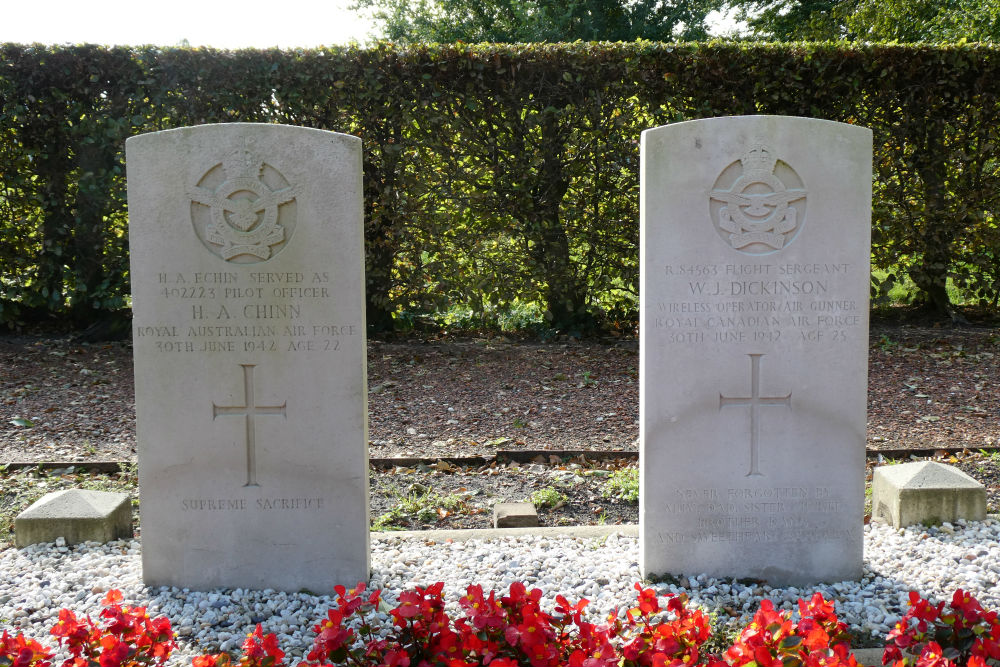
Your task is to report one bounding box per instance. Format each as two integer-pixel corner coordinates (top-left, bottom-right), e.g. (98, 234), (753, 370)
(10, 417), (35, 428)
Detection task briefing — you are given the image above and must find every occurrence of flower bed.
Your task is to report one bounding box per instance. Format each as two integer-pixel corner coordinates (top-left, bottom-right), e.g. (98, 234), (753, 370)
(2, 583), (998, 667)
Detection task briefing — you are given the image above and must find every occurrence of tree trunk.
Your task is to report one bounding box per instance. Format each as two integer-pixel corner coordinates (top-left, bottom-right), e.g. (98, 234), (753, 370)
(526, 112), (594, 334)
(70, 139), (115, 325)
(909, 122), (967, 324)
(36, 147), (73, 315)
(363, 133), (403, 334)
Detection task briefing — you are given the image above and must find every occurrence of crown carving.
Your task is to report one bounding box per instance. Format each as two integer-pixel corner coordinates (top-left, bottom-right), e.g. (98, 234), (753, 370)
(740, 143), (777, 179)
(222, 140), (263, 179)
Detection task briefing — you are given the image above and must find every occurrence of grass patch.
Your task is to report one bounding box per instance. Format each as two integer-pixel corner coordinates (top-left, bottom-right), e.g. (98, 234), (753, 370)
(0, 464), (138, 545)
(372, 486), (473, 530)
(529, 487), (569, 509)
(601, 466), (639, 504)
(876, 333), (899, 352)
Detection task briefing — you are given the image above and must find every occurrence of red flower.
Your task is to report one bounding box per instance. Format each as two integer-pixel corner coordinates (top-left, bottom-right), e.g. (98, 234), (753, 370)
(948, 589), (985, 627)
(240, 624), (284, 667)
(914, 643), (954, 667)
(308, 606), (355, 662)
(584, 640), (620, 667)
(430, 628), (462, 660)
(884, 589), (1000, 667)
(567, 648), (588, 667)
(622, 634), (646, 662)
(369, 588), (383, 608)
(97, 636), (130, 667)
(973, 635), (1000, 661)
(650, 652), (680, 667)
(908, 593), (944, 624)
(333, 583), (368, 617)
(30, 580), (1000, 667)
(13, 647), (47, 667)
(98, 606), (132, 637)
(101, 591), (124, 607)
(724, 641), (753, 666)
(635, 584), (660, 616)
(753, 643), (780, 667)
(193, 655), (226, 667)
(460, 586), (504, 631)
(504, 609), (551, 653)
(524, 639), (559, 667)
(49, 609), (91, 645)
(1, 630), (54, 667)
(555, 595), (590, 626)
(502, 582), (543, 612)
(393, 590), (425, 620)
(800, 625), (832, 653)
(800, 593), (836, 622)
(457, 623), (499, 663)
(487, 658), (518, 667)
(382, 649), (410, 667)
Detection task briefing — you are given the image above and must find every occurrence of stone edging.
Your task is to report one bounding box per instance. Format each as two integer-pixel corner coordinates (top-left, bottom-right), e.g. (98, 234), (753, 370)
(4, 445), (1000, 473)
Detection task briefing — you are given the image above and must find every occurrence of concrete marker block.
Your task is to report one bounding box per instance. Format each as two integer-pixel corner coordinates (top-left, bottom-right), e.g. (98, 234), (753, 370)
(15, 489), (133, 547)
(872, 461), (986, 529)
(494, 502), (539, 528)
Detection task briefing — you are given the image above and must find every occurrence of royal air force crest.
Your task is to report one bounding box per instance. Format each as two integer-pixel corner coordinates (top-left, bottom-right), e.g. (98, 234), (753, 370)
(709, 144), (807, 254)
(189, 140), (299, 263)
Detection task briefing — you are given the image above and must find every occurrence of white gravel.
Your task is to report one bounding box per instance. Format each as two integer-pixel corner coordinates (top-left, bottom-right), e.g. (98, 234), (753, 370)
(2, 519), (1000, 666)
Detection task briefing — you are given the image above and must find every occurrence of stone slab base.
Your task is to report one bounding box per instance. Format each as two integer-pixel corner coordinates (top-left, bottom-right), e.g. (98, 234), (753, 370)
(872, 461), (986, 529)
(15, 489), (132, 547)
(493, 502), (539, 528)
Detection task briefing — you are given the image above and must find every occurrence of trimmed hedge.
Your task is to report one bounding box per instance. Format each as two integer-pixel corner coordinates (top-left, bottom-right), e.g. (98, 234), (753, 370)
(1, 43), (998, 331)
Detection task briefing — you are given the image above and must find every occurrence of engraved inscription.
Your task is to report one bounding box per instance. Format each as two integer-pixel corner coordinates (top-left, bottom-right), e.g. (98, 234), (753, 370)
(180, 496), (325, 511)
(653, 262), (861, 345)
(212, 364), (287, 487)
(709, 144), (807, 254)
(658, 485), (851, 544)
(138, 270), (356, 354)
(658, 528), (856, 544)
(189, 139), (299, 263)
(719, 354), (791, 477)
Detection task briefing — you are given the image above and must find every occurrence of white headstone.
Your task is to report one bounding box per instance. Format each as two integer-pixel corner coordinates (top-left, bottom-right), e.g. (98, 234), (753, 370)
(127, 123), (369, 592)
(640, 116), (872, 585)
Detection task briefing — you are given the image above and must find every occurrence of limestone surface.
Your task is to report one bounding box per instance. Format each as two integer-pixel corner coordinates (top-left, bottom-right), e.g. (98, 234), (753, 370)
(127, 123), (369, 592)
(639, 115), (873, 585)
(872, 461), (986, 528)
(15, 488), (132, 547)
(493, 502), (539, 528)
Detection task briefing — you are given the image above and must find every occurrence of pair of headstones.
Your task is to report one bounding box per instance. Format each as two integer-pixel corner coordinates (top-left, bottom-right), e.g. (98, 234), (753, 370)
(125, 117), (871, 592)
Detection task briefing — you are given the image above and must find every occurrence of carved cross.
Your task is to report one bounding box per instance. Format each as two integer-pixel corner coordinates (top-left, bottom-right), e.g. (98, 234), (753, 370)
(719, 353), (791, 477)
(213, 364), (286, 487)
